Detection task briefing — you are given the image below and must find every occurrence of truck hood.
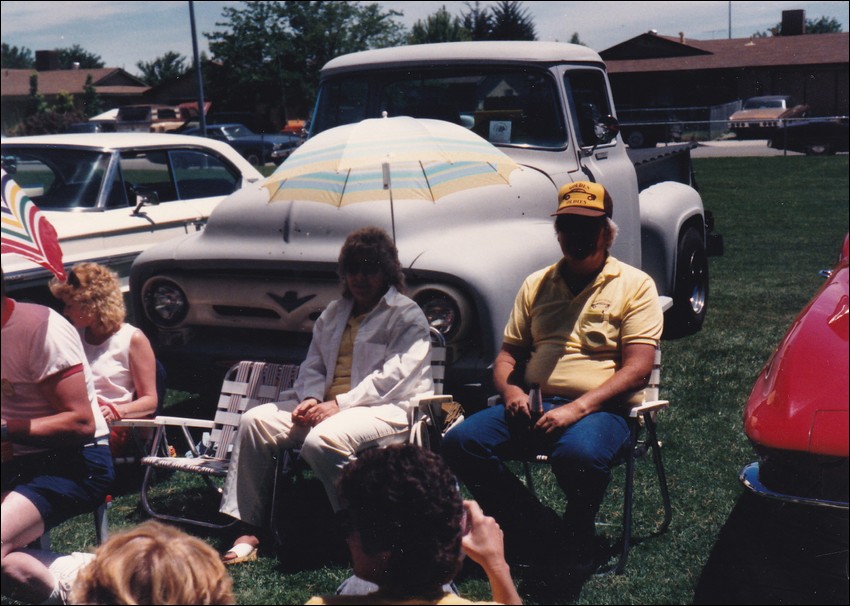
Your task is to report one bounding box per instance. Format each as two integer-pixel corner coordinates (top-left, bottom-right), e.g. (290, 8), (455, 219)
(167, 166), (558, 268)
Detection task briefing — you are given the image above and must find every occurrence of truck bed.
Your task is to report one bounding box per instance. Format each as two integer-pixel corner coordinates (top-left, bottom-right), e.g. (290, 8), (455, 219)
(628, 142), (699, 192)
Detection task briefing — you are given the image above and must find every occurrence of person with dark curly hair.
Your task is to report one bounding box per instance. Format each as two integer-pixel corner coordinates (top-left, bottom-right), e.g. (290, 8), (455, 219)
(306, 444), (522, 605)
(219, 227), (433, 565)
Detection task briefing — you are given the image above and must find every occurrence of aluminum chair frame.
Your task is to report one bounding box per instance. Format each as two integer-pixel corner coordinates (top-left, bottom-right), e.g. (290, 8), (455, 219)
(135, 361), (298, 529)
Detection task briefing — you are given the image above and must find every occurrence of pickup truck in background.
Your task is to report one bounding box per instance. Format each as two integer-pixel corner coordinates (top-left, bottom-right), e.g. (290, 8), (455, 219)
(130, 41), (723, 404)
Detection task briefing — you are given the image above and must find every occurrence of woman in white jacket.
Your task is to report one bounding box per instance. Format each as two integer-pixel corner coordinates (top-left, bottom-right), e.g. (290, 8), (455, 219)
(220, 227), (433, 564)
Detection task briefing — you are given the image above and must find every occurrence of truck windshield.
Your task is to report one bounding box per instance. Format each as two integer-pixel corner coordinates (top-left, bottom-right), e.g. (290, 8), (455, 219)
(313, 68), (567, 149)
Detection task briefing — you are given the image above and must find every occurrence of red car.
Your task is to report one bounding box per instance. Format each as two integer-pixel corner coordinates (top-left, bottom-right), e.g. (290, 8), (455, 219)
(740, 234), (849, 509)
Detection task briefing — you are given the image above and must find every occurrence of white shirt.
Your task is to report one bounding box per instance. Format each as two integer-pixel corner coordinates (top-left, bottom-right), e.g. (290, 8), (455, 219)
(1, 301), (109, 456)
(290, 287), (434, 412)
(81, 323), (139, 407)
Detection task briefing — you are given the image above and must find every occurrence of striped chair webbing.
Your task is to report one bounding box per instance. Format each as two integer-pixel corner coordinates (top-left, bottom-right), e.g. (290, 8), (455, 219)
(207, 362), (300, 460)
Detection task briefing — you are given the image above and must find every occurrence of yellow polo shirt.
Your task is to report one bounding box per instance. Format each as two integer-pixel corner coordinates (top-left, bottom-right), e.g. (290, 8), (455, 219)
(503, 255), (663, 404)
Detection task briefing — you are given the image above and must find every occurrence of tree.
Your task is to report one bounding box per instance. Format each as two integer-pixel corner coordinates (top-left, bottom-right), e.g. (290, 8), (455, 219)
(56, 44), (104, 69)
(805, 16), (843, 34)
(205, 1), (406, 121)
(137, 51), (190, 87)
(1, 43), (34, 68)
(409, 6), (470, 44)
(461, 2), (492, 41)
(82, 74), (103, 118)
(752, 15), (844, 37)
(569, 32), (586, 46)
(488, 1), (537, 41)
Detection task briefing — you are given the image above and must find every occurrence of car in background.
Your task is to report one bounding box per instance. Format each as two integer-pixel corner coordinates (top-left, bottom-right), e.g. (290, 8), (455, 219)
(1, 133), (263, 304)
(768, 116), (849, 156)
(182, 123), (301, 166)
(740, 233), (849, 509)
(728, 95), (810, 139)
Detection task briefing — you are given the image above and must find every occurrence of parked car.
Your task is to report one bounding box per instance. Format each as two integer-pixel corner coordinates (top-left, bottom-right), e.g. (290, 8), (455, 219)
(740, 233), (849, 509)
(1, 133), (263, 304)
(768, 116), (849, 156)
(728, 95), (810, 139)
(182, 123), (301, 166)
(114, 104), (186, 133)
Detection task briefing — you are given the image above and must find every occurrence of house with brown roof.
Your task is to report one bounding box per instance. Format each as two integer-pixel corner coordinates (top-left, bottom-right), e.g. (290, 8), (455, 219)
(601, 29), (849, 119)
(1, 61), (148, 132)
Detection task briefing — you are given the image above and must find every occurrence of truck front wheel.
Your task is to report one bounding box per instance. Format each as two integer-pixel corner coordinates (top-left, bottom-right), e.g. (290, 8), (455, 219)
(666, 227), (708, 337)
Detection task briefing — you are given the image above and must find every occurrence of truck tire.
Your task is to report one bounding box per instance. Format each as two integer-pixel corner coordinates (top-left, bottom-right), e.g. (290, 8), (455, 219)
(666, 227), (708, 338)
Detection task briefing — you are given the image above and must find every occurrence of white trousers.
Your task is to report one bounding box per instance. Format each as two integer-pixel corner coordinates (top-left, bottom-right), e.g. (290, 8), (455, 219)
(219, 401), (409, 526)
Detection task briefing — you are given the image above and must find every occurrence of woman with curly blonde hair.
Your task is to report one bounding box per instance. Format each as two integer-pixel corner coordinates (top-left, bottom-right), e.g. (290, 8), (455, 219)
(50, 263), (158, 455)
(70, 521), (235, 605)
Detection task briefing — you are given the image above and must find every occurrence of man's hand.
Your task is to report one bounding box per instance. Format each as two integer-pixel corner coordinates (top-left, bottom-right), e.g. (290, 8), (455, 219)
(533, 401), (584, 435)
(460, 500), (506, 570)
(503, 386), (531, 421)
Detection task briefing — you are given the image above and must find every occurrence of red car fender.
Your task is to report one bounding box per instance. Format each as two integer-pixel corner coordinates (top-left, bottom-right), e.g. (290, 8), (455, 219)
(744, 253), (849, 457)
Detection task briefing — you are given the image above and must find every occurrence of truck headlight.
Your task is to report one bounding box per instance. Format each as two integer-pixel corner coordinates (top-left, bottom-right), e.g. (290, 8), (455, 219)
(412, 287), (470, 341)
(143, 278), (189, 327)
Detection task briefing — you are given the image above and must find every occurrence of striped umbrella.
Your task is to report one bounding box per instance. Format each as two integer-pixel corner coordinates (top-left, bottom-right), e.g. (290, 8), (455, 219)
(263, 115), (520, 240)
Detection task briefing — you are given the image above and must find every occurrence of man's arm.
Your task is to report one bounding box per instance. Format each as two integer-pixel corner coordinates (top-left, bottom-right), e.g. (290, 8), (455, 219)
(4, 367), (96, 448)
(534, 342), (656, 434)
(493, 343), (533, 420)
(461, 500), (522, 605)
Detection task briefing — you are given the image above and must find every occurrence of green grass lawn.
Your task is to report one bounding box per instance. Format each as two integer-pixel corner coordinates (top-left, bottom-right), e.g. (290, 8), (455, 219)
(13, 156), (848, 605)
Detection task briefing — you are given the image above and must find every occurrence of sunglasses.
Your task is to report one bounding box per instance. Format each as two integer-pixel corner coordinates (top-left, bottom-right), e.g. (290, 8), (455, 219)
(67, 270), (81, 289)
(344, 260), (382, 276)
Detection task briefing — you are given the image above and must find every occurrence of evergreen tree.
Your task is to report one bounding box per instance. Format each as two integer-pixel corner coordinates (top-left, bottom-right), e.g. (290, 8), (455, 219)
(488, 1), (537, 41)
(409, 6), (470, 44)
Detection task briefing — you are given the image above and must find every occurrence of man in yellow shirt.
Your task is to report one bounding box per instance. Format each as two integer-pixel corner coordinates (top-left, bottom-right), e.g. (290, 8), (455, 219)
(443, 181), (663, 576)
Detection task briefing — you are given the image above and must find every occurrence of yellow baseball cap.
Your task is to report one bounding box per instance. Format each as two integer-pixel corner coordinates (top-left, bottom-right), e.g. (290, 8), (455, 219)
(552, 181), (613, 218)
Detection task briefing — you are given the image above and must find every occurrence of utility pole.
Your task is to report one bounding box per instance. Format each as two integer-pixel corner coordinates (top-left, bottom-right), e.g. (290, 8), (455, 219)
(728, 1), (732, 39)
(189, 0), (207, 136)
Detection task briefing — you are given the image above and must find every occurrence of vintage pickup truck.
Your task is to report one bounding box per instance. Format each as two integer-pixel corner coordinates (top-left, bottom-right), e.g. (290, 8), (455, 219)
(130, 42), (722, 403)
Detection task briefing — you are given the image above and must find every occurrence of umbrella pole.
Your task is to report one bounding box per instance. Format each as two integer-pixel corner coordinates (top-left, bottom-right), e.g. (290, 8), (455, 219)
(382, 160), (396, 243)
(390, 190), (397, 244)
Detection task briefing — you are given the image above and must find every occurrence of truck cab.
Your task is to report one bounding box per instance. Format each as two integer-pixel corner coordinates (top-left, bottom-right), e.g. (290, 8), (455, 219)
(130, 42), (720, 403)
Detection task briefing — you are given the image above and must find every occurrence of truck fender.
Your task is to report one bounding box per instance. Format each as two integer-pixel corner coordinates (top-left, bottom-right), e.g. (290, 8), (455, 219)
(639, 181), (708, 336)
(639, 181), (704, 294)
(406, 219), (561, 360)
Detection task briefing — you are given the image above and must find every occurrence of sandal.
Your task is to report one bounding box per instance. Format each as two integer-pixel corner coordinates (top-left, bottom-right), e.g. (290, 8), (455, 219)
(222, 541), (258, 565)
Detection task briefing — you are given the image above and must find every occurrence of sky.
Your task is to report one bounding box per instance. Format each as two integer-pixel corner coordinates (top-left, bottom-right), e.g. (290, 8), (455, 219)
(1, 1), (848, 74)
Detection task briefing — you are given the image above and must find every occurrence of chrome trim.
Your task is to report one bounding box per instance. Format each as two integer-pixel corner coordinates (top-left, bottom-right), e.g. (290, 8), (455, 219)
(739, 462), (849, 511)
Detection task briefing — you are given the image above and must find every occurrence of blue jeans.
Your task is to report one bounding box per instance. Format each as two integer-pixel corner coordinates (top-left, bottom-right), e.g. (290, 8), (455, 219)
(442, 400), (630, 549)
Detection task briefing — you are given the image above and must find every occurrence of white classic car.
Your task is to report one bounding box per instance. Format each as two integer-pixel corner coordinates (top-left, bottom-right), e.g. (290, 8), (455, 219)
(1, 133), (263, 303)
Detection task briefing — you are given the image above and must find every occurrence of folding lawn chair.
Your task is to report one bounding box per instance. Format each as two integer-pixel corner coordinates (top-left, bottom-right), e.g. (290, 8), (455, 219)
(136, 361), (299, 529)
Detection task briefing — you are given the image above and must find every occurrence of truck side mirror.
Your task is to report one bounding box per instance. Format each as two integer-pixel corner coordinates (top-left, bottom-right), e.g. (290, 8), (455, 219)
(594, 115), (620, 145)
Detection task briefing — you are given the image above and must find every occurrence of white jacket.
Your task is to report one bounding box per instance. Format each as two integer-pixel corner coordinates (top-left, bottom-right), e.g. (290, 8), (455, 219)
(290, 287), (434, 412)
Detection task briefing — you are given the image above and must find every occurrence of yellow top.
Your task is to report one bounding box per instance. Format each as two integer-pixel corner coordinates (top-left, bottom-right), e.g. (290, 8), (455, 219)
(325, 312), (366, 401)
(503, 255), (662, 404)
